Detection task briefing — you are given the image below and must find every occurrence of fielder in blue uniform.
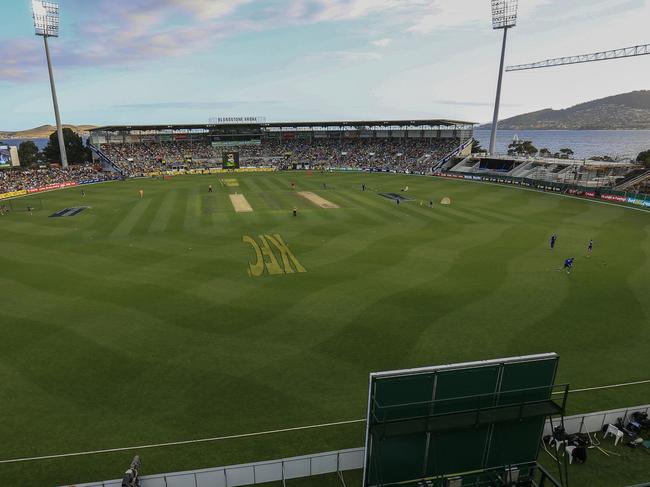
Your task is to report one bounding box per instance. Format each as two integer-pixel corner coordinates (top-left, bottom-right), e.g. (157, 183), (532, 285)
(550, 233), (557, 250)
(587, 239), (593, 255)
(564, 257), (575, 274)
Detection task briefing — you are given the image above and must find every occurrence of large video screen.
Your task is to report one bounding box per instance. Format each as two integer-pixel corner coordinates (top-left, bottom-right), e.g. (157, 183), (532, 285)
(222, 151), (240, 169)
(0, 146), (12, 167)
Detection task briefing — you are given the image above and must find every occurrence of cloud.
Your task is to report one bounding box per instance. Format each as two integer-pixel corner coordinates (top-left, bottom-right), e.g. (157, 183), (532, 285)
(334, 51), (382, 62)
(372, 38), (393, 48)
(115, 100), (283, 110)
(0, 0), (473, 82)
(307, 0), (429, 21)
(434, 100), (524, 107)
(405, 0), (525, 33)
(161, 0), (252, 19)
(2, 0), (647, 83)
(0, 0), (253, 81)
(308, 50), (383, 63)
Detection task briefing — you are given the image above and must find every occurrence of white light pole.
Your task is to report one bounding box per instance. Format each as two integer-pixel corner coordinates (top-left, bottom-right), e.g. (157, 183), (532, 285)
(489, 0), (518, 156)
(33, 0), (68, 167)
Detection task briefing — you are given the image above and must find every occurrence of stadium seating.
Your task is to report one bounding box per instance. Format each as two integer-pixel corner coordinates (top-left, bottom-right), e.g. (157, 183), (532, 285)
(0, 138), (459, 193)
(98, 138), (460, 177)
(0, 164), (115, 194)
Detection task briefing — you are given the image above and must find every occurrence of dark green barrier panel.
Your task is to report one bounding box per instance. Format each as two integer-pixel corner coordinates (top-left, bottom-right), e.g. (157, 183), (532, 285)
(373, 373), (435, 422)
(364, 354), (562, 487)
(368, 432), (427, 486)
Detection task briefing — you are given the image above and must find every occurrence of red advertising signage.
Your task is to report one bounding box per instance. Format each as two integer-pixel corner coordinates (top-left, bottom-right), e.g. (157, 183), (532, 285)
(600, 194), (627, 203)
(27, 181), (78, 194)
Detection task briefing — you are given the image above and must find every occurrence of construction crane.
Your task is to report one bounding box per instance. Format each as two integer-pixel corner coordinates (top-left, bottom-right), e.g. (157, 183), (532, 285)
(507, 43), (650, 72)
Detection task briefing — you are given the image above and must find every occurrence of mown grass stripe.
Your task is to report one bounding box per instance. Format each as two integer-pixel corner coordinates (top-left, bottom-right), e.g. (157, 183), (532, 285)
(109, 199), (153, 238)
(149, 189), (179, 234)
(184, 186), (202, 230)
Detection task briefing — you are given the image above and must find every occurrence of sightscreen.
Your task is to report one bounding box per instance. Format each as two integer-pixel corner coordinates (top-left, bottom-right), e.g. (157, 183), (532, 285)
(363, 353), (562, 487)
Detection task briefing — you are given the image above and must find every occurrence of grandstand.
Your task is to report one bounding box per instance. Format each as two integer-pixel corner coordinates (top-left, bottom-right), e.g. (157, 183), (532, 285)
(88, 119), (474, 177)
(446, 153), (640, 188)
(0, 163), (117, 195)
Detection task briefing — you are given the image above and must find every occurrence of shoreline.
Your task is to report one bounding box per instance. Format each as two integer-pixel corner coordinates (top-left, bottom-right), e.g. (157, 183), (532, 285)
(475, 128), (650, 131)
(0, 134), (92, 140)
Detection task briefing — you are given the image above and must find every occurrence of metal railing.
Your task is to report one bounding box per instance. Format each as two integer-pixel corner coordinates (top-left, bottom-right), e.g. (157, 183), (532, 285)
(88, 142), (123, 175)
(62, 448), (364, 487)
(431, 138), (473, 172)
(542, 404), (650, 437)
(372, 384), (569, 424)
(434, 171), (650, 208)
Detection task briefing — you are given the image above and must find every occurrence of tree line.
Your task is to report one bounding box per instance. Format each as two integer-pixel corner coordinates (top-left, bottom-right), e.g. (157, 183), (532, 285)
(15, 128), (92, 167)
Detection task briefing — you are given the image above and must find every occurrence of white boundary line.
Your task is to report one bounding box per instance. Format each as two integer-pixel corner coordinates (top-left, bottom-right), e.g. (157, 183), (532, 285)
(2, 379), (650, 465)
(0, 419), (364, 464)
(0, 179), (120, 202)
(430, 174), (650, 213)
(554, 378), (650, 394)
(2, 170), (648, 215)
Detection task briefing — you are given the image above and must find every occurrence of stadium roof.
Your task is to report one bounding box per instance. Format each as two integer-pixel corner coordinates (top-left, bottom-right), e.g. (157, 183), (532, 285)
(91, 119), (475, 132)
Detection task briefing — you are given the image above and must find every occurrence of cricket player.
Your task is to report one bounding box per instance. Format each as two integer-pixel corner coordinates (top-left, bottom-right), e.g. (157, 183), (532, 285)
(587, 239), (593, 256)
(564, 257), (575, 274)
(139, 189), (144, 200)
(208, 184), (213, 193)
(550, 233), (557, 250)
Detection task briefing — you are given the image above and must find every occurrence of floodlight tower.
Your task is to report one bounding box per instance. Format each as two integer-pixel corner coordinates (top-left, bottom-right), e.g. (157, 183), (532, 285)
(489, 0), (518, 156)
(32, 0), (68, 167)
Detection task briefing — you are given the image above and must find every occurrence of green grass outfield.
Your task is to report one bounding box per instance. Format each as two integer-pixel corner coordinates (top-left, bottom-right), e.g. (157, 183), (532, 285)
(1, 171), (649, 486)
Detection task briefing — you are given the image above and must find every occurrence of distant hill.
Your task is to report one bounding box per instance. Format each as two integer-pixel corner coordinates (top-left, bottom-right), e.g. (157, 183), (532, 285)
(481, 91), (650, 130)
(0, 124), (97, 139)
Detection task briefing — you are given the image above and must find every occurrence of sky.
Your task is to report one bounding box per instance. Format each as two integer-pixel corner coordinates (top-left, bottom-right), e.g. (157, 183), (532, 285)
(1, 0), (650, 129)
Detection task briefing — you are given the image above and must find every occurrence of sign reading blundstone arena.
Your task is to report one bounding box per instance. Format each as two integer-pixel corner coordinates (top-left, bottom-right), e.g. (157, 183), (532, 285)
(243, 234), (307, 277)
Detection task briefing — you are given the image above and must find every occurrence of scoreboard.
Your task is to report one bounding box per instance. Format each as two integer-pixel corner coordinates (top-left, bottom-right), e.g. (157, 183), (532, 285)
(0, 145), (18, 168)
(222, 151), (240, 169)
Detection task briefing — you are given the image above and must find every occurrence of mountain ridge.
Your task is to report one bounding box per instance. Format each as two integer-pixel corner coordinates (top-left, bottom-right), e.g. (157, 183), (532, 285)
(480, 91), (650, 130)
(0, 124), (97, 139)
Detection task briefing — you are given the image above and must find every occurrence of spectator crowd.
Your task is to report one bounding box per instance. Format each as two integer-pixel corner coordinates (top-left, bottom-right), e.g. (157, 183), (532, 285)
(0, 164), (114, 194)
(0, 138), (462, 195)
(100, 137), (461, 176)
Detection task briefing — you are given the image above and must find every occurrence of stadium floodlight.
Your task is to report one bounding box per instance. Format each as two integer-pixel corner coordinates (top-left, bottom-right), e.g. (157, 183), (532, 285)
(491, 0), (518, 29)
(489, 0), (518, 155)
(32, 0), (60, 37)
(32, 0), (68, 167)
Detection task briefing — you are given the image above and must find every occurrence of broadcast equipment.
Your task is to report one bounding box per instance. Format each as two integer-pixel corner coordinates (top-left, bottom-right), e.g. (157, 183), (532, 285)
(121, 455), (141, 487)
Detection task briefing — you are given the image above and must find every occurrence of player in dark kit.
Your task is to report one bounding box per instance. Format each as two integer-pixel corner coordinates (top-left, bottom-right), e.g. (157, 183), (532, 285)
(550, 233), (557, 250)
(208, 184), (213, 193)
(564, 257), (575, 274)
(293, 207), (297, 217)
(587, 239), (593, 256)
